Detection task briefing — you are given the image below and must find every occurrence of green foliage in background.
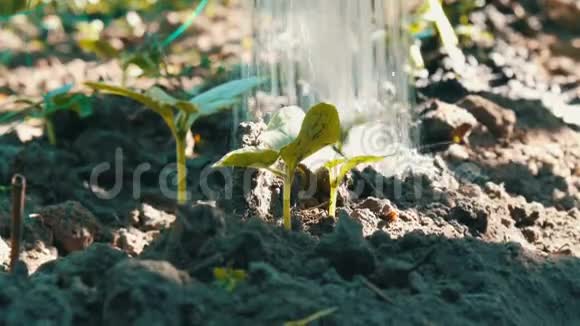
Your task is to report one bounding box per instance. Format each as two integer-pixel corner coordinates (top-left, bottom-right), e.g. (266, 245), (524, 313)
(0, 84), (92, 145)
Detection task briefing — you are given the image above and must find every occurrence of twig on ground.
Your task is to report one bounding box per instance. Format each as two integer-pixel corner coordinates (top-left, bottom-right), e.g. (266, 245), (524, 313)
(9, 174), (26, 273)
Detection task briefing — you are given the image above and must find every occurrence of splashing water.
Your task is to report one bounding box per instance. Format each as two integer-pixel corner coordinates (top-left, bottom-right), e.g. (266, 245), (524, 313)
(242, 0), (414, 165)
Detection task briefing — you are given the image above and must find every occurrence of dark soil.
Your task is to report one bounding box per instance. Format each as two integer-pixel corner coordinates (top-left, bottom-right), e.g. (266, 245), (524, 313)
(1, 0), (579, 325)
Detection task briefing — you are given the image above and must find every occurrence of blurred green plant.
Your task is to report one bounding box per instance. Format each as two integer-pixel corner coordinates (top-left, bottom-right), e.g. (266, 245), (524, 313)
(0, 84), (92, 145)
(86, 77), (263, 204)
(0, 0), (41, 17)
(213, 267), (247, 292)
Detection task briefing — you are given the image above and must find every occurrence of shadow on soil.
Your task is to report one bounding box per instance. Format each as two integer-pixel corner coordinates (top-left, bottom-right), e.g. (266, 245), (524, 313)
(1, 210), (579, 325)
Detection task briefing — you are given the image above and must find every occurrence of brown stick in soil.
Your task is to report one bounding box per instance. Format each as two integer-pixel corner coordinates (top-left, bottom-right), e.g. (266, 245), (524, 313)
(9, 174), (26, 273)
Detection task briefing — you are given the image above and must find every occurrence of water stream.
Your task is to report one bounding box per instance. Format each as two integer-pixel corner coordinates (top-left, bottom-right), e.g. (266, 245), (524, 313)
(242, 0), (421, 173)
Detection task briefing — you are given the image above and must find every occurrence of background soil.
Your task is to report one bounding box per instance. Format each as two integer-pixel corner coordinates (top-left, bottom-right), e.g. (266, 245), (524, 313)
(0, 0), (579, 325)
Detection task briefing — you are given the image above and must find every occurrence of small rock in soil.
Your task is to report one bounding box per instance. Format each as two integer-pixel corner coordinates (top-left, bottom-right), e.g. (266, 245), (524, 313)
(351, 208), (382, 237)
(0, 236), (9, 268)
(37, 201), (101, 254)
(147, 202), (226, 265)
(37, 243), (127, 289)
(133, 203), (176, 231)
(102, 260), (190, 326)
(419, 99), (478, 146)
(458, 95), (517, 139)
(508, 201), (542, 227)
(542, 0), (580, 32)
(316, 213), (376, 279)
(20, 242), (58, 274)
(113, 227), (157, 256)
(4, 283), (73, 326)
(445, 144), (470, 161)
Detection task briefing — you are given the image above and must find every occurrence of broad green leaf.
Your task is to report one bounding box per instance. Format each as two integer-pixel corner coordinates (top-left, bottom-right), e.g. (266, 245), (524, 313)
(336, 155), (384, 183)
(85, 82), (177, 130)
(197, 99), (240, 114)
(280, 103), (341, 170)
(190, 77), (265, 115)
(213, 147), (279, 169)
(259, 106), (305, 151)
(86, 82), (159, 110)
(326, 155), (383, 217)
(86, 82), (178, 115)
(144, 87), (197, 114)
(323, 158), (347, 170)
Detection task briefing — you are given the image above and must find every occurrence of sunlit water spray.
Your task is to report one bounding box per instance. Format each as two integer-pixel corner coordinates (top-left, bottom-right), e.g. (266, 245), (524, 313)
(242, 0), (430, 175)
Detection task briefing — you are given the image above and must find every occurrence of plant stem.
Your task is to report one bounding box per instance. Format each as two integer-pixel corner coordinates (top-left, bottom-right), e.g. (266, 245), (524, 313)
(176, 135), (187, 205)
(10, 174), (25, 273)
(283, 165), (294, 231)
(46, 119), (56, 145)
(328, 168), (340, 218)
(329, 185), (338, 218)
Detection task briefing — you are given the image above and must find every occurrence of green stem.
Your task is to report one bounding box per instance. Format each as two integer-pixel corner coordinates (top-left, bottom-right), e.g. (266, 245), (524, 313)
(46, 119), (56, 146)
(328, 169), (340, 218)
(329, 185), (338, 218)
(283, 165), (294, 231)
(176, 135), (187, 205)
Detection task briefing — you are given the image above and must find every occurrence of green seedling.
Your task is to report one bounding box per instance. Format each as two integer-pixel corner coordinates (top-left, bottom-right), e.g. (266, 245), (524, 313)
(284, 307), (338, 326)
(323, 155), (384, 218)
(86, 77), (263, 204)
(213, 266), (247, 292)
(0, 84), (92, 145)
(214, 103), (341, 230)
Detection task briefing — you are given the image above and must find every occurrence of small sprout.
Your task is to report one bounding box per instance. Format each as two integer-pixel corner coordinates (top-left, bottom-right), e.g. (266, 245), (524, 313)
(86, 77), (263, 204)
(284, 307), (338, 326)
(214, 103), (341, 230)
(213, 267), (247, 292)
(323, 155), (384, 218)
(424, 0), (459, 50)
(0, 83), (92, 145)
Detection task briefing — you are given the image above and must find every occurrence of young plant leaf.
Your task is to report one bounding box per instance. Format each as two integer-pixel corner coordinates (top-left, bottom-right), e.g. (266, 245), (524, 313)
(326, 155), (385, 186)
(325, 155), (384, 217)
(259, 106), (305, 151)
(85, 82), (197, 130)
(213, 147), (279, 169)
(190, 77), (265, 116)
(280, 103), (341, 170)
(144, 87), (198, 114)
